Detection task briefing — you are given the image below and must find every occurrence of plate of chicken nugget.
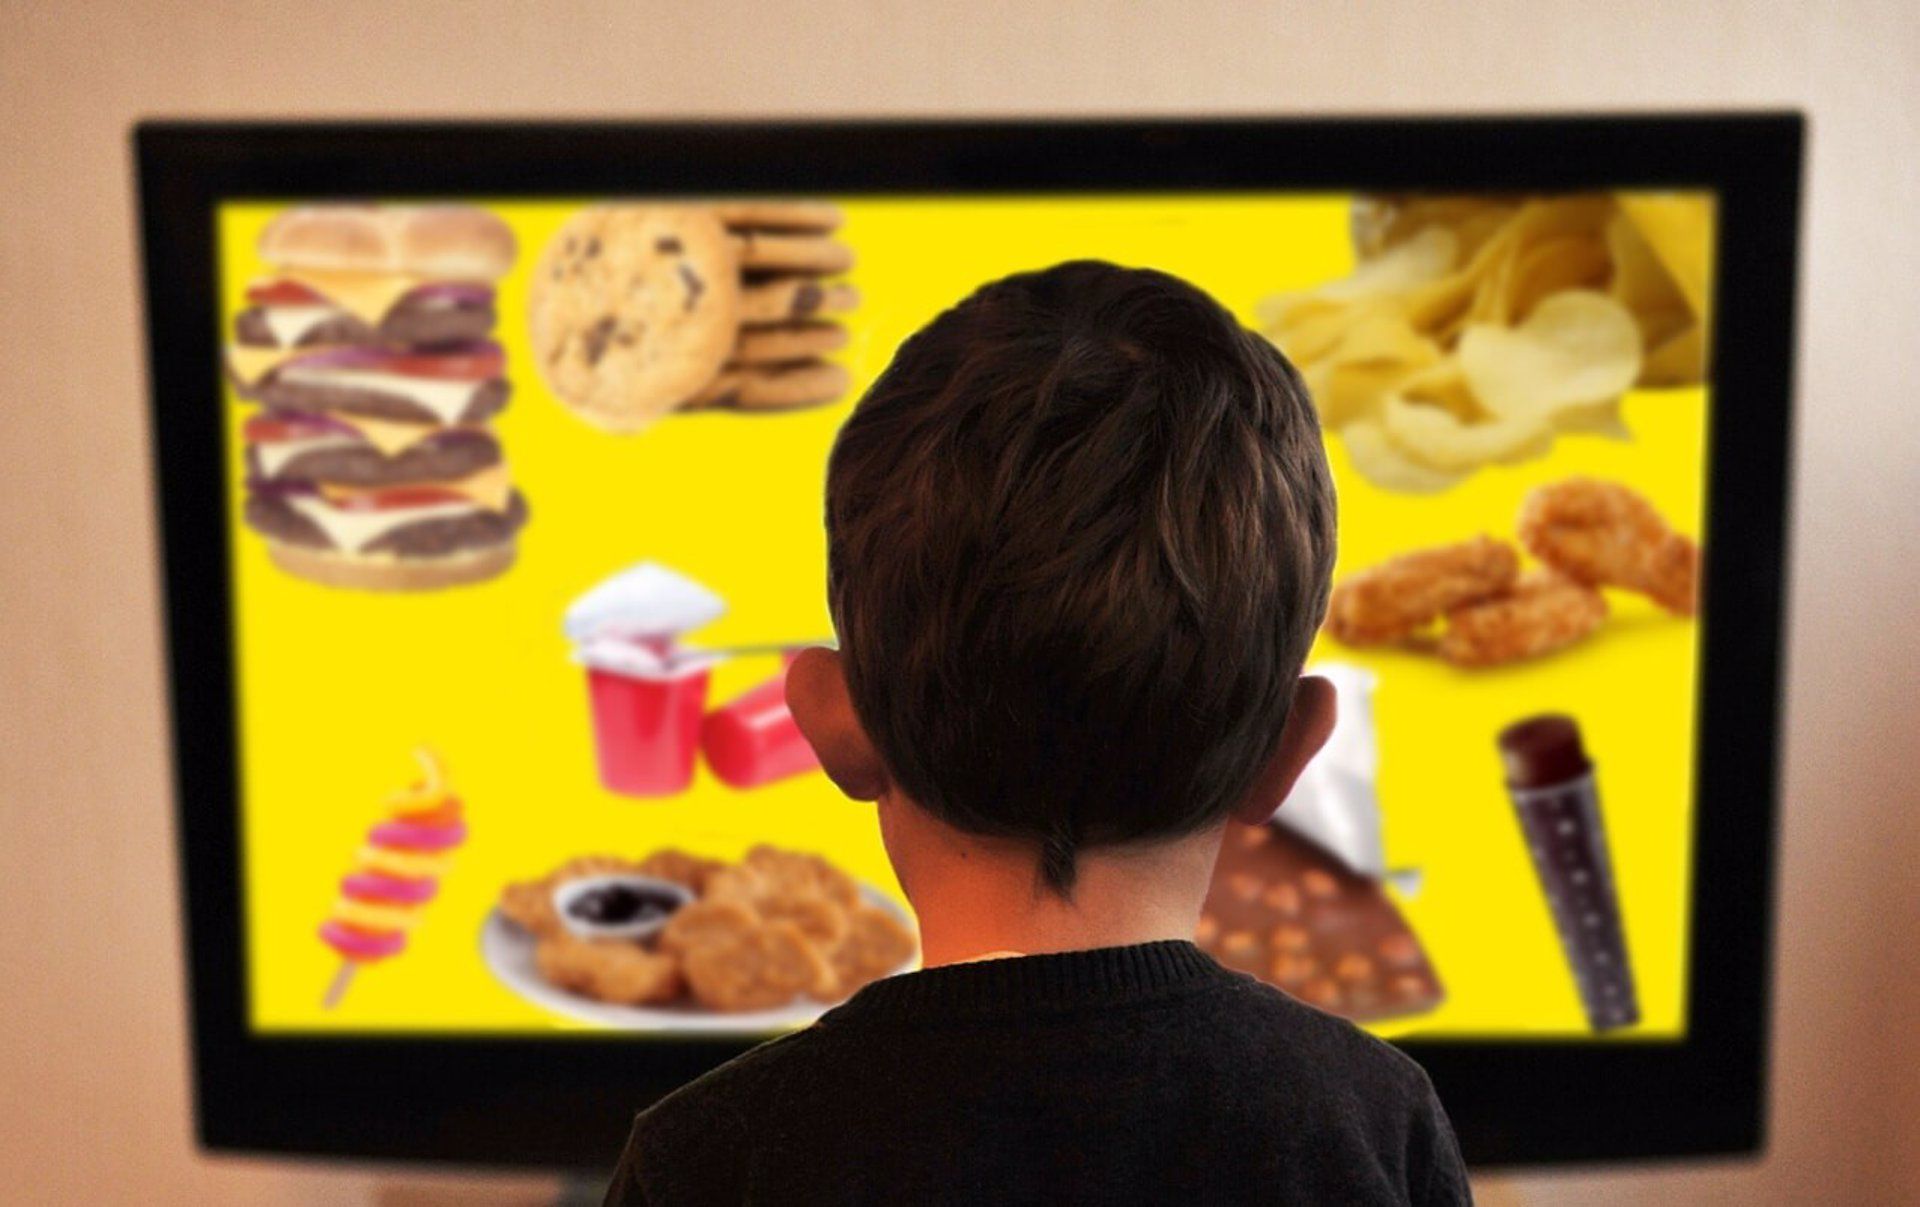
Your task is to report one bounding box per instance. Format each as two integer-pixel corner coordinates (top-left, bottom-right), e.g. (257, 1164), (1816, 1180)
(483, 844), (918, 1032)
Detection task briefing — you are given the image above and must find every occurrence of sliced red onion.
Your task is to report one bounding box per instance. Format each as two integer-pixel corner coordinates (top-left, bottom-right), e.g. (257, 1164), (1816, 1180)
(245, 475), (320, 498)
(404, 283), (494, 306)
(259, 409), (363, 436)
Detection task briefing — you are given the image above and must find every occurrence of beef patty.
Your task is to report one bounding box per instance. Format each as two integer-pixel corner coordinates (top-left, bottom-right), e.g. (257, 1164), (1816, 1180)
(251, 375), (510, 425)
(246, 490), (529, 557)
(251, 428), (501, 488)
(234, 298), (495, 349)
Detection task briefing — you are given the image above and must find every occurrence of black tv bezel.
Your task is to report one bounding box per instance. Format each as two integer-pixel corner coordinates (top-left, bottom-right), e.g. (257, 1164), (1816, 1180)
(136, 115), (1801, 1170)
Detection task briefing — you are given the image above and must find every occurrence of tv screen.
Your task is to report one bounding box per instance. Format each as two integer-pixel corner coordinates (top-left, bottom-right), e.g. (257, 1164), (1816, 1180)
(139, 117), (1800, 1167)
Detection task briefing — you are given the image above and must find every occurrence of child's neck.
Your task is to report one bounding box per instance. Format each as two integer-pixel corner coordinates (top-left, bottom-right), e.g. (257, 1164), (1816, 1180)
(882, 802), (1225, 969)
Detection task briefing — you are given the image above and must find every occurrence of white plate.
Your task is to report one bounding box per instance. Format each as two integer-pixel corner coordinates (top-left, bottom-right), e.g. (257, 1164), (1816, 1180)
(481, 885), (918, 1033)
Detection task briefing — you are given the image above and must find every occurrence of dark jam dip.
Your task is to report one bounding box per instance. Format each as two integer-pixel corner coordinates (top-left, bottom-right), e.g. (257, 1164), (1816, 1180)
(567, 884), (682, 927)
(552, 875), (692, 940)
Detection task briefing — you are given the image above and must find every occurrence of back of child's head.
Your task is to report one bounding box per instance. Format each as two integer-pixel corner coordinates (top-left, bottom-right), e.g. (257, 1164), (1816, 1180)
(825, 260), (1335, 893)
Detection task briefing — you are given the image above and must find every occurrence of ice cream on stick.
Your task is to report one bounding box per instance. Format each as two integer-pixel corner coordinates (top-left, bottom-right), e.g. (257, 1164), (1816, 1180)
(320, 748), (466, 1008)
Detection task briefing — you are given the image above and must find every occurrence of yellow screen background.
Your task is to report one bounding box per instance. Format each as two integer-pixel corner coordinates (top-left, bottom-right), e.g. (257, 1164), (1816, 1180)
(219, 196), (1703, 1038)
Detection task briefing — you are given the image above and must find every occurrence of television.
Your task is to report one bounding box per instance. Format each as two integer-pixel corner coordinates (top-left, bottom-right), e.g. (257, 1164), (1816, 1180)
(136, 116), (1801, 1169)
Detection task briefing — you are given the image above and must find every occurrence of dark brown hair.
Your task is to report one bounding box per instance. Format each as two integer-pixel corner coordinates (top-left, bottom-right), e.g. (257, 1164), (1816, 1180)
(826, 261), (1336, 893)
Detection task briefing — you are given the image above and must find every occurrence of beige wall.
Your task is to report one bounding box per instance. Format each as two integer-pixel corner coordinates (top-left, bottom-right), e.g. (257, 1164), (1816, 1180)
(3, 1), (1916, 1202)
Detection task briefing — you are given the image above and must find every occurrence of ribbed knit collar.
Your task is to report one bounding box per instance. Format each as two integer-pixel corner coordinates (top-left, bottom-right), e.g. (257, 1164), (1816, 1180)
(824, 940), (1233, 1023)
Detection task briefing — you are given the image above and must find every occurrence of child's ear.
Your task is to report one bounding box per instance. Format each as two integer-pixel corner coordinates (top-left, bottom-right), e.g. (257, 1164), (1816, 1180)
(786, 646), (891, 802)
(1229, 675), (1338, 825)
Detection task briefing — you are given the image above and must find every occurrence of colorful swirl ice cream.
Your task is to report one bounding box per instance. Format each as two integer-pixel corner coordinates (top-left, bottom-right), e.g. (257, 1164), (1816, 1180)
(320, 748), (467, 1007)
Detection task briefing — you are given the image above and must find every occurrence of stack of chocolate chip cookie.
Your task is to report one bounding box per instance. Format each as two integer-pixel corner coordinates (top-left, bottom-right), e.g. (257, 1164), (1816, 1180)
(529, 202), (858, 433)
(690, 201), (858, 413)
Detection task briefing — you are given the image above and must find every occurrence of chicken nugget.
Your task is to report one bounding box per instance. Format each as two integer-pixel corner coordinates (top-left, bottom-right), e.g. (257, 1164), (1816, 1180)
(1518, 477), (1698, 615)
(824, 905), (918, 1000)
(759, 892), (851, 953)
(743, 845), (862, 910)
(500, 855), (645, 937)
(635, 848), (727, 893)
(703, 864), (772, 906)
(659, 898), (761, 954)
(681, 922), (829, 1012)
(1438, 570), (1608, 667)
(552, 855), (644, 882)
(1326, 536), (1520, 645)
(534, 933), (684, 1005)
(499, 878), (563, 937)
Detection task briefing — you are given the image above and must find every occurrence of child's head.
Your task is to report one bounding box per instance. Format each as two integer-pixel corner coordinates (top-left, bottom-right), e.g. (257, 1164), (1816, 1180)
(796, 260), (1336, 895)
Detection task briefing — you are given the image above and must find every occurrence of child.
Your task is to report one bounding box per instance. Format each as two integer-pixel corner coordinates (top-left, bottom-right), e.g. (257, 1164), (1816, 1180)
(605, 261), (1469, 1206)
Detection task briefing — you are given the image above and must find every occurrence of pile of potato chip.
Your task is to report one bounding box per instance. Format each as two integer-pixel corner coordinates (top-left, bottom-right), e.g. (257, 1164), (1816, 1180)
(1260, 193), (1713, 492)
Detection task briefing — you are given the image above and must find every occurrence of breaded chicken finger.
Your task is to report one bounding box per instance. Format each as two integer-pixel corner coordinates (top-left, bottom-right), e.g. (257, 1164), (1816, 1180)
(1326, 536), (1519, 645)
(1439, 570), (1608, 667)
(1518, 478), (1698, 615)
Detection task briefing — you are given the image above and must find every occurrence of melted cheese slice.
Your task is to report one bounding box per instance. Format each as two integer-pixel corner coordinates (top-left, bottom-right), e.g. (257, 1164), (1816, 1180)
(227, 343), (310, 388)
(440, 462), (514, 510)
(261, 305), (341, 348)
(255, 433), (363, 477)
(264, 269), (427, 324)
(276, 364), (485, 425)
(287, 496), (481, 554)
(253, 420), (493, 472)
(320, 463), (513, 511)
(290, 464), (512, 555)
(338, 415), (449, 458)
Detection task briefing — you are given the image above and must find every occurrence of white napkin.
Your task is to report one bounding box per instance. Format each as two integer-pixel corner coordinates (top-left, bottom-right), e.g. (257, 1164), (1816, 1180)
(1264, 661), (1387, 879)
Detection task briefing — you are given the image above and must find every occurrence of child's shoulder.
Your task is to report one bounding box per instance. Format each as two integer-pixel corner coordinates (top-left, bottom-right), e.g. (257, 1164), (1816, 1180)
(1208, 973), (1439, 1101)
(616, 1029), (823, 1199)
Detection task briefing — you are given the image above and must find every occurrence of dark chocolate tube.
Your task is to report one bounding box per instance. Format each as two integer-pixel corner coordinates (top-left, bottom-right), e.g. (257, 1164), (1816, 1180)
(1499, 715), (1639, 1031)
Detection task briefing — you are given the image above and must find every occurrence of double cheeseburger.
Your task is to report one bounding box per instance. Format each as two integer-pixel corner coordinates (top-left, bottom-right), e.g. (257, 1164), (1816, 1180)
(227, 205), (527, 591)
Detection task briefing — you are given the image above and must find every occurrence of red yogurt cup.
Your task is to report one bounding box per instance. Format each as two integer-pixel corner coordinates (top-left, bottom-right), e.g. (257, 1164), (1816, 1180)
(584, 659), (713, 797)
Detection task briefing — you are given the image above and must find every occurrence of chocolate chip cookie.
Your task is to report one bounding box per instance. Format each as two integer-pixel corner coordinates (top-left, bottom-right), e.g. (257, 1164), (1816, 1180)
(685, 362), (852, 412)
(529, 206), (741, 432)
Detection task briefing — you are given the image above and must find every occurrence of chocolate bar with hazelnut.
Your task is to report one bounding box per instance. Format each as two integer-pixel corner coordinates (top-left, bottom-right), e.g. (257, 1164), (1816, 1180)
(1197, 822), (1443, 1023)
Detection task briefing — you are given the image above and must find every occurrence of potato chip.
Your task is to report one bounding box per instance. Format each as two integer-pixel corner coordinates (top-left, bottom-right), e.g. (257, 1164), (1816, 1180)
(1297, 311), (1444, 427)
(1262, 192), (1708, 493)
(1457, 290), (1642, 422)
(1337, 418), (1467, 494)
(1309, 360), (1429, 428)
(1267, 302), (1359, 365)
(1614, 192), (1713, 319)
(1382, 395), (1553, 471)
(1639, 324), (1707, 388)
(1606, 215), (1689, 329)
(1350, 195), (1519, 261)
(1394, 359), (1480, 420)
(1504, 233), (1613, 322)
(1326, 310), (1442, 367)
(1606, 211), (1705, 386)
(1381, 358), (1570, 472)
(1319, 226), (1459, 301)
(1502, 196), (1616, 245)
(1261, 226), (1458, 340)
(1402, 201), (1588, 339)
(1466, 198), (1614, 325)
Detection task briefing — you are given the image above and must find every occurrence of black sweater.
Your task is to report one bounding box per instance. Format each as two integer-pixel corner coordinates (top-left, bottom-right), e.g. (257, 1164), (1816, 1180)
(605, 941), (1470, 1206)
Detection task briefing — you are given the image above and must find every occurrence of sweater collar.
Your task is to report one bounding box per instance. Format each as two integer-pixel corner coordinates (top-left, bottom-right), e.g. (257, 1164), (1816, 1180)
(825, 940), (1231, 1022)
